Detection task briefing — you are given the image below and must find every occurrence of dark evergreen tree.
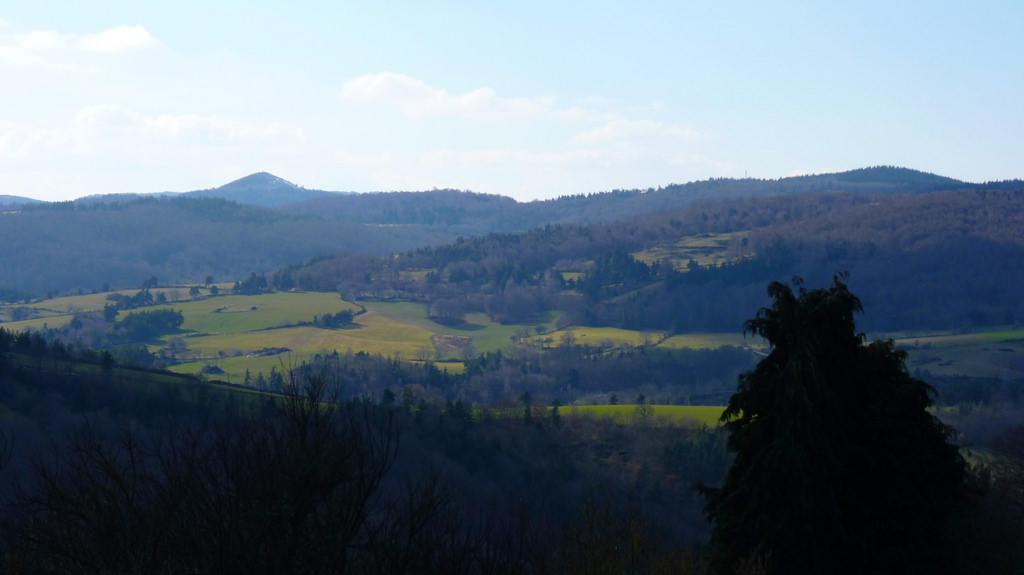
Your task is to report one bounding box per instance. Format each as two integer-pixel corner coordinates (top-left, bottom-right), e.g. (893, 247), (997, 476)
(703, 277), (966, 574)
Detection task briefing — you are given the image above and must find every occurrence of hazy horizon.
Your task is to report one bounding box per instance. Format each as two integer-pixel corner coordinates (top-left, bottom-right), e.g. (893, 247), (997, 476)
(5, 164), (1013, 204)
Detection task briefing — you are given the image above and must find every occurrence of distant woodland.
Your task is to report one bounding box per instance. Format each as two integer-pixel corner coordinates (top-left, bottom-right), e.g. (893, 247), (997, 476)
(279, 188), (1024, 332)
(2, 167), (1015, 299)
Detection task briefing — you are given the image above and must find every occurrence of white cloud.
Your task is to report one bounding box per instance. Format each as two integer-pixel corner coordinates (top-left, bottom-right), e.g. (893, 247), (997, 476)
(0, 106), (311, 199)
(0, 106), (304, 168)
(331, 72), (727, 198)
(341, 72), (553, 119)
(0, 24), (158, 66)
(75, 25), (158, 53)
(71, 105), (301, 144)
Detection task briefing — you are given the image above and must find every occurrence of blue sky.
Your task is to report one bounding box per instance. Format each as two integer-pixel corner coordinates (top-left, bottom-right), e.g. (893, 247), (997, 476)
(1, 1), (1021, 200)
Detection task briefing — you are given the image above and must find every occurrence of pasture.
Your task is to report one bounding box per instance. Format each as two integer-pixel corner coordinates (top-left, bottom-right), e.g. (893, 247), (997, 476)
(0, 315), (74, 331)
(660, 332), (758, 350)
(894, 328), (1024, 380)
(530, 326), (756, 351)
(158, 295), (549, 383)
(490, 404), (726, 427)
(1, 286), (223, 316)
(2, 289), (550, 384)
(11, 285), (1017, 385)
(530, 326), (666, 348)
(0, 284), (228, 328)
(632, 231), (750, 271)
(149, 291), (359, 335)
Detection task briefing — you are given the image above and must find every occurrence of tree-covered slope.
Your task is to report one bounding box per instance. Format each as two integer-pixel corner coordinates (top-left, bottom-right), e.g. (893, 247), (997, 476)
(0, 166), (1009, 298)
(278, 186), (1024, 333)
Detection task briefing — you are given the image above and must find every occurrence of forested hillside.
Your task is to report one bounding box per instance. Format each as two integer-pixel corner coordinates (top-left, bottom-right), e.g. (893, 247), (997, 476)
(286, 166), (985, 231)
(0, 198), (452, 296)
(279, 187), (1024, 332)
(0, 195), (42, 206)
(0, 330), (734, 571)
(0, 166), (1014, 299)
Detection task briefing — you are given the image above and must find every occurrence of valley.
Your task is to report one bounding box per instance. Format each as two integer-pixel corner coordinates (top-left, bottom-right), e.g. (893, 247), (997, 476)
(4, 3), (1022, 570)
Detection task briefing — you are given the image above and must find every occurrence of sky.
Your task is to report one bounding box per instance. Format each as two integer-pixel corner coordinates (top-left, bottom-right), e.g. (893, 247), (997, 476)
(1, 1), (1021, 201)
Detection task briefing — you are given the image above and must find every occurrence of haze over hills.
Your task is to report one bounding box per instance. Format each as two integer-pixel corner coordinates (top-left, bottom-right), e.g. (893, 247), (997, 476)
(7, 165), (1006, 210)
(0, 166), (1020, 298)
(184, 172), (342, 208)
(0, 195), (44, 206)
(71, 172), (339, 208)
(280, 187), (1024, 333)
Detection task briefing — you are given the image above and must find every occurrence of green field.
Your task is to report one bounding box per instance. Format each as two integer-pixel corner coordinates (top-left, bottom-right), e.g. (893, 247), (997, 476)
(1, 286), (223, 316)
(1, 289), (554, 384)
(530, 326), (666, 348)
(0, 285), (228, 328)
(893, 328), (1024, 379)
(0, 315), (75, 331)
(566, 404), (725, 425)
(156, 295), (552, 383)
(8, 285), (1018, 385)
(632, 231), (750, 271)
(491, 404), (725, 426)
(660, 332), (760, 350)
(150, 292), (359, 335)
(398, 269), (434, 282)
(531, 326), (758, 352)
(363, 302), (554, 353)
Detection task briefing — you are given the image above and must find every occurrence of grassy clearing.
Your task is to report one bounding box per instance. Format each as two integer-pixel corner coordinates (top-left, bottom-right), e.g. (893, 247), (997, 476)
(660, 333), (758, 350)
(632, 231), (750, 271)
(0, 285), (231, 326)
(489, 404), (725, 427)
(164, 298), (546, 382)
(568, 404), (725, 426)
(894, 329), (1024, 379)
(170, 355), (303, 384)
(172, 356), (467, 385)
(530, 326), (666, 348)
(184, 321), (431, 358)
(531, 326), (754, 351)
(363, 302), (553, 354)
(0, 315), (74, 331)
(5, 286), (217, 315)
(151, 292), (358, 335)
(398, 269), (434, 282)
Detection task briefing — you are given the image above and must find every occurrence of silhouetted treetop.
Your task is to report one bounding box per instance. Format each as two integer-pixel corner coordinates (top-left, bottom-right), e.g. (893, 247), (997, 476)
(705, 277), (966, 574)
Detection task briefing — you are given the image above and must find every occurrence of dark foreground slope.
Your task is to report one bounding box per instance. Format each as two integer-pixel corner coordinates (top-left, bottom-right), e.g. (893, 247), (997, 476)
(1, 300), (1021, 573)
(0, 334), (729, 572)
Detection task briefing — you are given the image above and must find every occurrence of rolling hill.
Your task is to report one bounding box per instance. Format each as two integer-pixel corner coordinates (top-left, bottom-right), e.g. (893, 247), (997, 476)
(184, 172), (342, 207)
(0, 194), (43, 206)
(279, 186), (1024, 333)
(0, 166), (1014, 298)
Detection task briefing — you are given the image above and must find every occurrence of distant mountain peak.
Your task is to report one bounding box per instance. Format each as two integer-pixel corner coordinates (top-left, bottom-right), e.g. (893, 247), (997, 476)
(219, 172), (300, 191)
(182, 172), (334, 208)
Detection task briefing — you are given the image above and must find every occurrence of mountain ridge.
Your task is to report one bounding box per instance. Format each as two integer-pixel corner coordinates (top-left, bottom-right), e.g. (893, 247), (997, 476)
(0, 166), (1020, 297)
(9, 165), (999, 208)
(0, 194), (44, 206)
